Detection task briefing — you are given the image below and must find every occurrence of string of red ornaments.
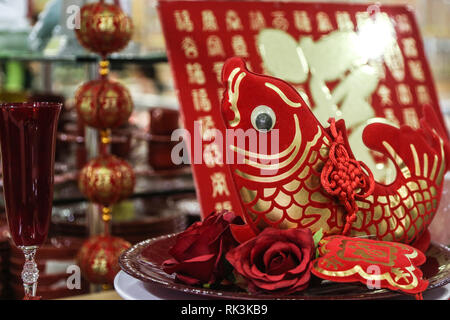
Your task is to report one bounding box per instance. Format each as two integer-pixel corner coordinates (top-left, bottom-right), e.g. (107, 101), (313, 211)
(74, 0), (135, 286)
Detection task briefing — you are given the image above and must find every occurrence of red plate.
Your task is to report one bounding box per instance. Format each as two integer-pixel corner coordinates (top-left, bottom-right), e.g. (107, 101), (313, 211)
(119, 233), (450, 300)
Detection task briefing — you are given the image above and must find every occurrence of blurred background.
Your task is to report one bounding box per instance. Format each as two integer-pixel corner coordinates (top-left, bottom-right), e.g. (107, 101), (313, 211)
(0, 0), (448, 299)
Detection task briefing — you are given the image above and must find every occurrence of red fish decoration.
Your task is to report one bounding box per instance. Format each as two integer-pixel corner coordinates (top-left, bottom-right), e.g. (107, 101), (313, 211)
(220, 57), (450, 247)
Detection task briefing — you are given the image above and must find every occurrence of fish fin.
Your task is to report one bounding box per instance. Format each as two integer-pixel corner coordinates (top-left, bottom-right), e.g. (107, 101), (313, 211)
(362, 107), (449, 180)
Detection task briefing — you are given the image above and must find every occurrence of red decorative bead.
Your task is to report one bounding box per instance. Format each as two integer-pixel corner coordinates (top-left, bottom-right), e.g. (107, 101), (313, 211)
(75, 1), (133, 56)
(77, 235), (131, 285)
(78, 154), (135, 206)
(75, 78), (133, 129)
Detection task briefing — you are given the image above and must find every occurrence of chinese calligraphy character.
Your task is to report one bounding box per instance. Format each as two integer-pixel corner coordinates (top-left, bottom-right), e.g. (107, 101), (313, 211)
(211, 172), (230, 197)
(396, 14), (412, 33)
(316, 12), (333, 33)
(186, 63), (206, 85)
(217, 88), (225, 102)
(272, 11), (289, 31)
(416, 85), (431, 105)
(249, 10), (266, 31)
(197, 116), (216, 140)
(192, 88), (211, 111)
(377, 85), (392, 106)
(408, 60), (425, 82)
(226, 10), (243, 31)
(202, 10), (218, 31)
(204, 143), (223, 168)
(174, 10), (193, 32)
(181, 37), (198, 59)
(293, 10), (312, 32)
(232, 35), (249, 57)
(336, 11), (354, 31)
(207, 35), (225, 57)
(214, 201), (232, 212)
(212, 62), (225, 83)
(402, 38), (418, 58)
(403, 108), (420, 129)
(384, 42), (405, 82)
(383, 108), (400, 127)
(396, 84), (412, 105)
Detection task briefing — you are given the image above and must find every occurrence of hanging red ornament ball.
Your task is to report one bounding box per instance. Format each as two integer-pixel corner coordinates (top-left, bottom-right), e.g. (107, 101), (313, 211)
(77, 235), (131, 285)
(78, 154), (135, 206)
(75, 1), (133, 56)
(75, 78), (133, 129)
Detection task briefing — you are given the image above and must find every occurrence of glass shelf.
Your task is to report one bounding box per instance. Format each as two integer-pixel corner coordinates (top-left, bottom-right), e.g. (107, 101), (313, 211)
(0, 51), (168, 64)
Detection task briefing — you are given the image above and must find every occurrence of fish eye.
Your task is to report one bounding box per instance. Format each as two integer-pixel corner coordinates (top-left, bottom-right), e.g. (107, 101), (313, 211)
(251, 105), (276, 132)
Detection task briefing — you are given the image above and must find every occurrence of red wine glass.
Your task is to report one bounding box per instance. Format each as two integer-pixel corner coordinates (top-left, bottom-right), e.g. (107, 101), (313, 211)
(0, 102), (62, 299)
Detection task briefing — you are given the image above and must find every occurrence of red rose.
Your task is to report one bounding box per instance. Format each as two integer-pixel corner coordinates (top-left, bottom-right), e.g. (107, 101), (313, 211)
(226, 227), (314, 294)
(163, 211), (242, 285)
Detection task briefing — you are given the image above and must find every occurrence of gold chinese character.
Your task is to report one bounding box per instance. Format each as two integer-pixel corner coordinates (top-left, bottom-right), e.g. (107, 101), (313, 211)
(92, 249), (108, 275)
(416, 85), (431, 105)
(272, 11), (289, 31)
(215, 201), (232, 212)
(186, 63), (206, 85)
(317, 12), (333, 33)
(232, 35), (248, 57)
(369, 60), (386, 80)
(197, 116), (216, 140)
(396, 14), (412, 33)
(226, 10), (243, 31)
(355, 11), (370, 29)
(336, 11), (354, 31)
(396, 84), (412, 105)
(181, 37), (198, 59)
(249, 11), (266, 31)
(403, 108), (420, 129)
(383, 108), (400, 127)
(211, 172), (230, 197)
(402, 38), (418, 58)
(206, 36), (225, 57)
(218, 88), (225, 102)
(384, 42), (405, 82)
(212, 61), (225, 83)
(192, 88), (211, 111)
(408, 60), (425, 82)
(174, 10), (193, 32)
(202, 10), (218, 31)
(204, 143), (223, 168)
(293, 10), (311, 32)
(377, 85), (392, 106)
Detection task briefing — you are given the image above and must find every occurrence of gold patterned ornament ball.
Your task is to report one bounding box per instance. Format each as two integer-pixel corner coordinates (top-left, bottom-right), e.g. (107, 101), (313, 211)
(77, 235), (131, 285)
(75, 1), (133, 56)
(78, 154), (135, 206)
(75, 78), (133, 130)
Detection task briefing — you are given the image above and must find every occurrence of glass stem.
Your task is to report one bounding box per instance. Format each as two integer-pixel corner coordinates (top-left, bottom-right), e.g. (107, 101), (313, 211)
(20, 246), (39, 298)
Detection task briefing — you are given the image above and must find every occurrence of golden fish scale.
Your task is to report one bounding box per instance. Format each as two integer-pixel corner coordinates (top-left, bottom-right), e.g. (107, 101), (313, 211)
(238, 141), (346, 236)
(352, 179), (439, 244)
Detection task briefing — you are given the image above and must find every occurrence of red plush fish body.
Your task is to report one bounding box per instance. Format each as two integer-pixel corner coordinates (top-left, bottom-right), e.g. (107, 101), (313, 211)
(220, 57), (449, 245)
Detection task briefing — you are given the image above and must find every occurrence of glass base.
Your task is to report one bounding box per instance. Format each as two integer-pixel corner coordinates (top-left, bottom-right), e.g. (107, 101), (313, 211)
(19, 246), (39, 298)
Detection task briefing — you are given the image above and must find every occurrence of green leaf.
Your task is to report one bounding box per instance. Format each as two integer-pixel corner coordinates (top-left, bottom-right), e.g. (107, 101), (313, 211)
(313, 228), (324, 248)
(313, 228), (324, 259)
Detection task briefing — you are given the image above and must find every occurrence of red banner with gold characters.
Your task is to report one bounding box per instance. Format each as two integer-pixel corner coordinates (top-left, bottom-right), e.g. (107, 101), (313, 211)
(157, 0), (445, 219)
